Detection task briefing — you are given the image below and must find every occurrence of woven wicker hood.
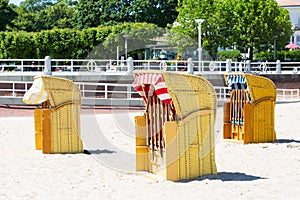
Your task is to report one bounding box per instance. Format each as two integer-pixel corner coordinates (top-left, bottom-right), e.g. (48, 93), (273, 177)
(23, 75), (81, 107)
(224, 73), (276, 104)
(133, 71), (217, 120)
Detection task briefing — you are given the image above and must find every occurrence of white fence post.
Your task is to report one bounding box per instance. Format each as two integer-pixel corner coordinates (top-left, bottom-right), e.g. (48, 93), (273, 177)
(104, 84), (108, 99)
(44, 56), (52, 75)
(226, 59), (232, 72)
(239, 62), (243, 72)
(127, 85), (132, 99)
(245, 60), (251, 72)
(187, 58), (194, 74)
(71, 59), (74, 72)
(127, 57), (134, 74)
(276, 60), (281, 74)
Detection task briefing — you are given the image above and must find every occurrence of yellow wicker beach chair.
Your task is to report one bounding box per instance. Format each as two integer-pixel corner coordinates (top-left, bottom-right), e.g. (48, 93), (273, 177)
(23, 75), (83, 154)
(223, 73), (276, 144)
(134, 71), (217, 181)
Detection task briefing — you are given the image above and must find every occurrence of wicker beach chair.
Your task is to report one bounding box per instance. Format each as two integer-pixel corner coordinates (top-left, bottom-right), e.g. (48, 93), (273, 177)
(134, 71), (217, 181)
(223, 73), (276, 144)
(23, 75), (83, 154)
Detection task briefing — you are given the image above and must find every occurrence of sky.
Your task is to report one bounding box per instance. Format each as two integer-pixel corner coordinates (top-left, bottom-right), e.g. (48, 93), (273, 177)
(9, 0), (23, 6)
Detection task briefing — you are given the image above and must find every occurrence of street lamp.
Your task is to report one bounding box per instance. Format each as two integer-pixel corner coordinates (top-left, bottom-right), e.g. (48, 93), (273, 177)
(274, 35), (278, 61)
(123, 34), (129, 59)
(291, 24), (295, 44)
(195, 19), (205, 70)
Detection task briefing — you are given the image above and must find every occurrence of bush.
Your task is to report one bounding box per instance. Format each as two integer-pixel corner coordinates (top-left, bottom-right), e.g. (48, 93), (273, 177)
(0, 22), (157, 59)
(255, 51), (274, 61)
(255, 50), (300, 61)
(284, 50), (300, 61)
(217, 50), (241, 61)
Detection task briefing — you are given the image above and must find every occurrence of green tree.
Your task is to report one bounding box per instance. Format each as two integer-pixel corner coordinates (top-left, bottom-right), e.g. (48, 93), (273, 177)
(0, 0), (17, 31)
(75, 0), (128, 29)
(175, 0), (292, 60)
(75, 0), (178, 29)
(19, 0), (55, 12)
(129, 0), (178, 27)
(175, 0), (219, 58)
(36, 0), (76, 30)
(12, 0), (75, 31)
(216, 0), (292, 60)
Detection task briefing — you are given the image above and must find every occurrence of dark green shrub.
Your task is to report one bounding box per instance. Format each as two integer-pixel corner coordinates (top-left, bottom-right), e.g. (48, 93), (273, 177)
(256, 50), (300, 61)
(0, 22), (158, 59)
(217, 50), (241, 61)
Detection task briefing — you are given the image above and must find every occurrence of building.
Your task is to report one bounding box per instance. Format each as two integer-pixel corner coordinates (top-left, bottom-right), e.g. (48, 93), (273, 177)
(276, 0), (300, 45)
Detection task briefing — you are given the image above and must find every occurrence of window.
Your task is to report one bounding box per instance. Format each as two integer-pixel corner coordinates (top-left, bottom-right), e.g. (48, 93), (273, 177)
(296, 36), (300, 45)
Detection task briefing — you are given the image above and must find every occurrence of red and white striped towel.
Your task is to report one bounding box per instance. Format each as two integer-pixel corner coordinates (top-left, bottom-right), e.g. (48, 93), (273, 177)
(133, 73), (172, 104)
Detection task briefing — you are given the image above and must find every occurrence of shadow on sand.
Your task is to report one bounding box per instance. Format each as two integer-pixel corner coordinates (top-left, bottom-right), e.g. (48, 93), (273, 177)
(83, 149), (117, 155)
(180, 172), (266, 183)
(274, 139), (300, 144)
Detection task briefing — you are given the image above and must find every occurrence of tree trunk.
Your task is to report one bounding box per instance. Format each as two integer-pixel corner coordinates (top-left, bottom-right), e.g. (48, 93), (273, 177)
(249, 46), (254, 60)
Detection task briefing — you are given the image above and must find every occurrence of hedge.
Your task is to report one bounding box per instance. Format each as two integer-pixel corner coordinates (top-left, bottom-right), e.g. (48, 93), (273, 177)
(0, 22), (157, 59)
(255, 50), (300, 61)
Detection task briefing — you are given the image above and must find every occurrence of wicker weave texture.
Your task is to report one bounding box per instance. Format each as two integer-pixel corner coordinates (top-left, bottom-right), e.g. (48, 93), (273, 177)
(34, 109), (43, 150)
(31, 76), (83, 153)
(134, 71), (217, 181)
(223, 73), (276, 144)
(244, 74), (276, 104)
(51, 104), (83, 153)
(177, 113), (217, 180)
(163, 72), (217, 180)
(251, 100), (276, 143)
(34, 75), (81, 108)
(163, 72), (217, 120)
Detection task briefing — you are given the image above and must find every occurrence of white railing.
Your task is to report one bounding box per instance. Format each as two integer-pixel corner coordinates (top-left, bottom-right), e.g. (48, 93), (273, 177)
(0, 81), (32, 97)
(76, 82), (136, 99)
(214, 86), (231, 100)
(276, 89), (300, 101)
(0, 81), (299, 105)
(0, 58), (299, 74)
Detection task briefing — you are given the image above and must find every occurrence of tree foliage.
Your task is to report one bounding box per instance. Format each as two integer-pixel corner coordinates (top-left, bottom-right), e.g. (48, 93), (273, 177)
(12, 0), (75, 31)
(75, 0), (128, 29)
(256, 50), (300, 62)
(0, 0), (295, 61)
(217, 50), (241, 61)
(0, 0), (17, 31)
(9, 0), (178, 31)
(175, 0), (293, 60)
(0, 22), (159, 59)
(128, 0), (178, 28)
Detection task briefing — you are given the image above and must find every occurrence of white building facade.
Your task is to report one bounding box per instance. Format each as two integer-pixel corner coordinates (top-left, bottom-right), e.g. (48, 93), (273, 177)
(277, 0), (300, 45)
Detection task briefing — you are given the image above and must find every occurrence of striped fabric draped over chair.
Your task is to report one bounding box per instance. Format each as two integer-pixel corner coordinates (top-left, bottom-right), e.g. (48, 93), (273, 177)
(134, 70), (217, 181)
(223, 73), (276, 144)
(133, 72), (172, 104)
(23, 75), (83, 154)
(225, 74), (251, 125)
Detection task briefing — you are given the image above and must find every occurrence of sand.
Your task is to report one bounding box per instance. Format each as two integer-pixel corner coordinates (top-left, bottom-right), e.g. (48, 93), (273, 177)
(0, 102), (299, 200)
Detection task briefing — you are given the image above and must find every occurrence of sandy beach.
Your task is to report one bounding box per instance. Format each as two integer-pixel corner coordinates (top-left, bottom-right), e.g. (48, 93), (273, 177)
(0, 102), (299, 200)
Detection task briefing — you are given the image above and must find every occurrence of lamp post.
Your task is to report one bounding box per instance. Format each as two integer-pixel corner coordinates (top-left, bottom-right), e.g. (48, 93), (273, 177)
(274, 35), (278, 61)
(117, 46), (119, 67)
(124, 34), (128, 59)
(291, 24), (295, 44)
(195, 19), (205, 70)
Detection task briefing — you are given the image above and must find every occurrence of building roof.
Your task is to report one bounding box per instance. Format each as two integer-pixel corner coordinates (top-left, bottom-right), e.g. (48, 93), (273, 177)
(276, 0), (300, 6)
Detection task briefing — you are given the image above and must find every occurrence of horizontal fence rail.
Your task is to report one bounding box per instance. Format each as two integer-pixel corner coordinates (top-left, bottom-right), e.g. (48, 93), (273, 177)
(0, 58), (299, 74)
(276, 89), (300, 101)
(0, 81), (299, 106)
